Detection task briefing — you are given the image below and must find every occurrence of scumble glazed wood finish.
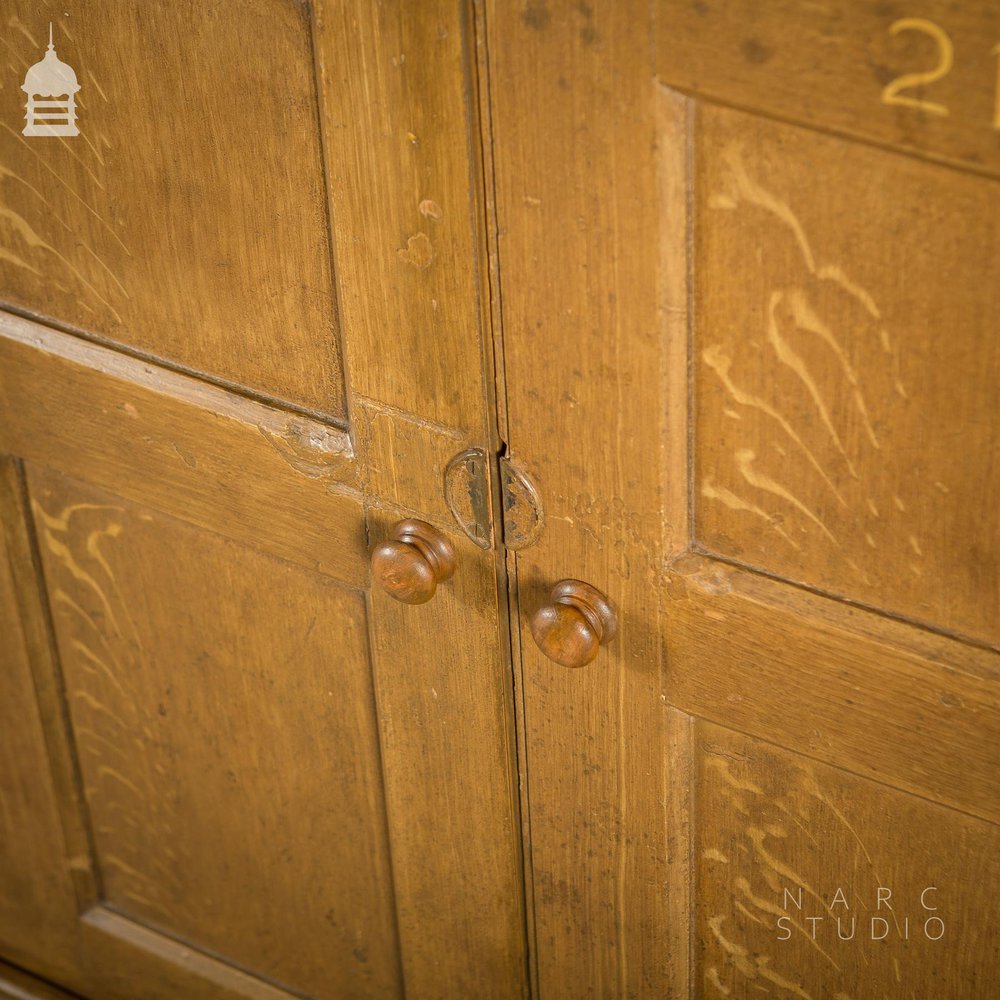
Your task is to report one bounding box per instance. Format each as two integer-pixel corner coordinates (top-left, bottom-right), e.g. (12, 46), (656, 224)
(484, 3), (687, 994)
(0, 960), (77, 1000)
(314, 0), (495, 433)
(666, 555), (1000, 823)
(486, 0), (998, 995)
(314, 3), (527, 993)
(0, 461), (80, 988)
(695, 723), (999, 998)
(0, 1), (525, 997)
(0, 1), (345, 419)
(29, 468), (400, 998)
(2, 0), (998, 996)
(693, 104), (1000, 646)
(656, 0), (1000, 176)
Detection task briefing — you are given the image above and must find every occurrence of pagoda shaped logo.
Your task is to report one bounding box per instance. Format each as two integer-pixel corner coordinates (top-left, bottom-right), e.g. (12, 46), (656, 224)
(21, 24), (80, 137)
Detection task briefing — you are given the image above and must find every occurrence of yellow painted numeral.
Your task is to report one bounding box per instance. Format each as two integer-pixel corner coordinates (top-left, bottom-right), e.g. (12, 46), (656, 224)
(881, 18), (953, 117)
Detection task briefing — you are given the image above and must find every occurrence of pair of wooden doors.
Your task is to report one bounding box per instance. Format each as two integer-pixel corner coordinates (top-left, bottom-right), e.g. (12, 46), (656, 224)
(1, 1), (998, 998)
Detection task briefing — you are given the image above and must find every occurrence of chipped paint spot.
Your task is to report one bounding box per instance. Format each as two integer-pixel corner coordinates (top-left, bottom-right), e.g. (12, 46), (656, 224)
(397, 231), (434, 269)
(418, 198), (442, 221)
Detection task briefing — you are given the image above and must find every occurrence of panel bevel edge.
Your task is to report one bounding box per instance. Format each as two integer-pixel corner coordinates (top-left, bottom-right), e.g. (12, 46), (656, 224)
(656, 82), (695, 562)
(0, 310), (355, 468)
(664, 552), (1000, 822)
(664, 706), (695, 1000)
(80, 907), (299, 1000)
(0, 311), (367, 588)
(0, 960), (77, 1000)
(300, 0), (350, 428)
(0, 456), (101, 913)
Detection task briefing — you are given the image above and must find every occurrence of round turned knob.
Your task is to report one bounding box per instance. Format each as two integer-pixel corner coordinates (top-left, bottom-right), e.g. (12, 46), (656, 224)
(530, 579), (617, 668)
(371, 518), (456, 605)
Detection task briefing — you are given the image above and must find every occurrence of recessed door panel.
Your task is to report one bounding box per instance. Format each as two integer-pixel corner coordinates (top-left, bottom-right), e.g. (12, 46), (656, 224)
(0, 0), (527, 996)
(695, 721), (1000, 998)
(694, 105), (1000, 645)
(28, 466), (399, 997)
(486, 1), (1000, 995)
(0, 480), (79, 982)
(1, 1), (345, 419)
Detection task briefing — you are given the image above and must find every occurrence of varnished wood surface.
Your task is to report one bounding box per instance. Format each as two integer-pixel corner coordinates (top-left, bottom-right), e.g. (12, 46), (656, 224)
(365, 509), (526, 998)
(529, 580), (617, 669)
(0, 961), (78, 1000)
(0, 462), (80, 988)
(316, 2), (527, 993)
(695, 723), (1000, 998)
(656, 0), (1000, 177)
(371, 518), (457, 605)
(315, 0), (495, 435)
(693, 103), (1000, 647)
(484, 2), (687, 994)
(30, 467), (400, 997)
(0, 2), (345, 419)
(0, 0), (527, 995)
(0, 310), (366, 588)
(2, 0), (998, 996)
(667, 555), (1000, 823)
(485, 0), (998, 996)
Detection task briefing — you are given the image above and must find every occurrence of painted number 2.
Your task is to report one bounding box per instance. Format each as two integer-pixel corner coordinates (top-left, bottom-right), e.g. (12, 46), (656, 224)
(880, 18), (1000, 129)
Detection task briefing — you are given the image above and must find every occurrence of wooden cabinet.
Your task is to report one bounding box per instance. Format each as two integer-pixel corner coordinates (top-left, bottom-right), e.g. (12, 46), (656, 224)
(1, 2), (997, 997)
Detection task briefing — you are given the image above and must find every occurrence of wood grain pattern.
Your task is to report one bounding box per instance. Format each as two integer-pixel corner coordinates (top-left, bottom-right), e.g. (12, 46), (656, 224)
(76, 908), (300, 1000)
(0, 0), (525, 1000)
(656, 0), (1000, 177)
(0, 461), (80, 987)
(693, 104), (1000, 646)
(487, 2), (999, 995)
(529, 579), (617, 669)
(5, 0), (998, 995)
(311, 5), (529, 991)
(695, 722), (1000, 998)
(484, 2), (690, 994)
(371, 517), (457, 605)
(354, 395), (474, 531)
(0, 961), (77, 1000)
(314, 0), (493, 435)
(29, 467), (401, 998)
(0, 310), (365, 588)
(0, 2), (345, 418)
(365, 505), (526, 998)
(667, 555), (1000, 823)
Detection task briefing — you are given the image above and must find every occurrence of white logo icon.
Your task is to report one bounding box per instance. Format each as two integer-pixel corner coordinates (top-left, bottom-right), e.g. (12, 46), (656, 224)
(22, 24), (80, 137)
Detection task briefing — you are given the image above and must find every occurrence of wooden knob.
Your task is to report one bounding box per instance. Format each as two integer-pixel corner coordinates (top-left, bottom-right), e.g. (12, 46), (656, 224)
(530, 580), (617, 668)
(371, 518), (456, 604)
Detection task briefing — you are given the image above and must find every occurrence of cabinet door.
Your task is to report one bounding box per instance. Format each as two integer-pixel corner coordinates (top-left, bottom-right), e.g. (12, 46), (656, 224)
(485, 1), (999, 996)
(0, 3), (524, 997)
